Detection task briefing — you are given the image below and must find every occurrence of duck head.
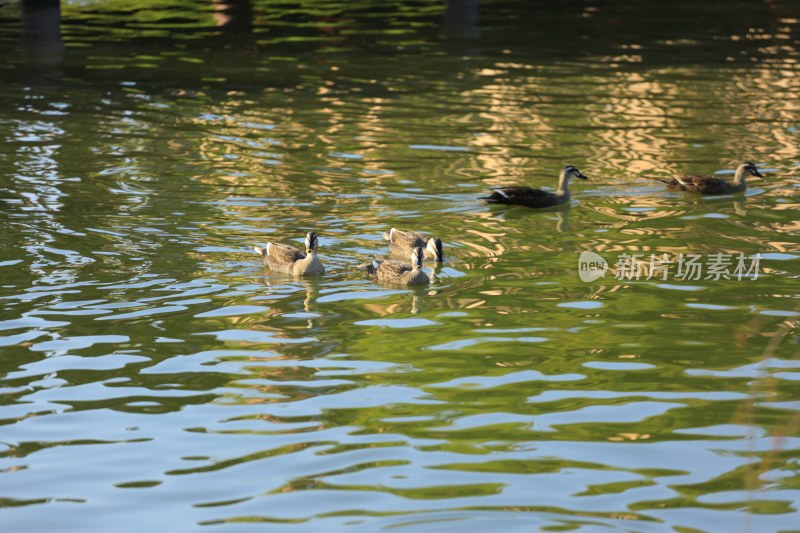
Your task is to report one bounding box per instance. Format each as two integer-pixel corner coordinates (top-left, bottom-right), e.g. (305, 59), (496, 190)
(305, 231), (319, 254)
(411, 246), (424, 269)
(738, 161), (764, 180)
(561, 165), (589, 182)
(426, 237), (444, 262)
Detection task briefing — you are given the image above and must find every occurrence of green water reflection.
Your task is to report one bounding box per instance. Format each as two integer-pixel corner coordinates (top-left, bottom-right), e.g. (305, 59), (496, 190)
(0, 0), (798, 531)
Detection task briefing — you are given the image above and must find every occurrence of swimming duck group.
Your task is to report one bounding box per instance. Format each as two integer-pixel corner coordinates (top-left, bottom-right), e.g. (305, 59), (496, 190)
(254, 227), (441, 287)
(254, 161), (765, 286)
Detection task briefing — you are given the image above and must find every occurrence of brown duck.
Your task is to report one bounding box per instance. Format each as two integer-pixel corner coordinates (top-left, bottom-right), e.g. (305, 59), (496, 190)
(383, 228), (443, 262)
(366, 247), (429, 286)
(656, 162), (763, 194)
(479, 165), (588, 208)
(253, 231), (325, 276)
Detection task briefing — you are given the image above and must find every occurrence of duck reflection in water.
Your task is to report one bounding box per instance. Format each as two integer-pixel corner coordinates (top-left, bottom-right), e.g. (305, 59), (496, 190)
(667, 194), (749, 217)
(485, 201), (572, 233)
(299, 279), (320, 314)
(362, 287), (430, 316)
(256, 275), (322, 329)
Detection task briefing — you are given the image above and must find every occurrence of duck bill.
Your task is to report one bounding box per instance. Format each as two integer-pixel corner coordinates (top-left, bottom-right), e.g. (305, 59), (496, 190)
(576, 172), (589, 180)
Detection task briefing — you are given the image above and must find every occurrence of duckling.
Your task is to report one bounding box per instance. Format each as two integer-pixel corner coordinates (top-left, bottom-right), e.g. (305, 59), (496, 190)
(253, 231), (325, 276)
(383, 227), (444, 262)
(479, 165), (588, 208)
(366, 247), (429, 286)
(655, 162), (763, 194)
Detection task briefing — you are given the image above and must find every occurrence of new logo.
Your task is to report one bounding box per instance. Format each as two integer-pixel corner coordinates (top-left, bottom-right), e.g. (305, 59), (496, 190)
(578, 251), (608, 282)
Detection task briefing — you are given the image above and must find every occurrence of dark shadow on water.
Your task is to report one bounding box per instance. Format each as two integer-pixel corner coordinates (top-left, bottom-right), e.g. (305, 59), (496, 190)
(212, 0), (253, 33)
(20, 0), (63, 85)
(443, 0), (481, 55)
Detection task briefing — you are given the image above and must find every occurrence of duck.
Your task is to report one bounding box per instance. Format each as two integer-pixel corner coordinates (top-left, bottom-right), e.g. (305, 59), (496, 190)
(655, 162), (763, 194)
(253, 231), (325, 276)
(383, 227), (444, 262)
(366, 247), (430, 286)
(479, 165), (588, 208)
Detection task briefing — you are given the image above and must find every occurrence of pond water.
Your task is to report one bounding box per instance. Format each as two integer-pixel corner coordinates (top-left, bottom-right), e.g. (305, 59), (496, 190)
(0, 1), (799, 531)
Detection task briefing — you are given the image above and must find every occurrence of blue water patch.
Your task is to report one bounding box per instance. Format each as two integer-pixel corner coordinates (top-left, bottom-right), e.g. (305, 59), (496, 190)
(355, 318), (439, 328)
(583, 361), (656, 371)
(657, 283), (704, 291)
(329, 151), (364, 160)
(408, 144), (469, 152)
(760, 253), (798, 260)
(427, 336), (549, 351)
(194, 305), (269, 318)
(686, 303), (735, 310)
(557, 301), (604, 309)
(759, 309), (799, 317)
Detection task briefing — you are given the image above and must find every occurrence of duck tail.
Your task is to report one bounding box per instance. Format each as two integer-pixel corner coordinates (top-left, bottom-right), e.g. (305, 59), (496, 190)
(383, 228), (396, 242)
(478, 192), (503, 203)
(358, 262), (376, 275)
(253, 245), (267, 256)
